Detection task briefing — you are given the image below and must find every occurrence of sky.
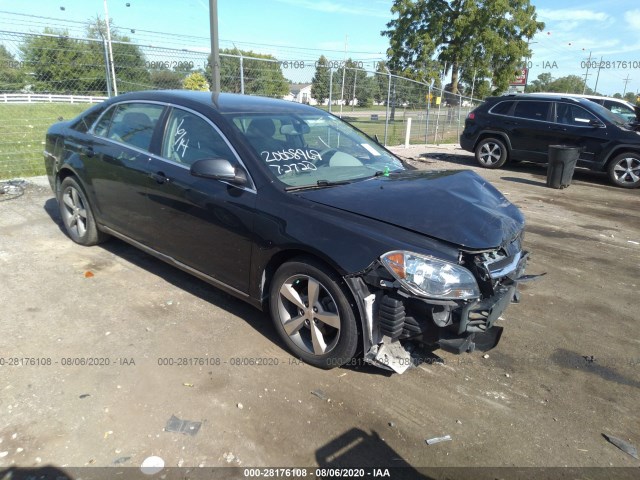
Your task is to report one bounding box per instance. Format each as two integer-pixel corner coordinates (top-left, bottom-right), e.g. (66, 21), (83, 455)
(1, 0), (639, 96)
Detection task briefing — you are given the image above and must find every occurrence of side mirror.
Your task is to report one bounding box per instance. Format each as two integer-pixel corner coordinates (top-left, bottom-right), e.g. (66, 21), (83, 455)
(190, 158), (248, 187)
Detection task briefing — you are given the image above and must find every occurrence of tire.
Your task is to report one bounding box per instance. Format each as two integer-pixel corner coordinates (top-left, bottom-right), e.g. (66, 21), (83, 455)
(269, 258), (359, 369)
(475, 137), (508, 169)
(58, 176), (109, 245)
(607, 153), (640, 188)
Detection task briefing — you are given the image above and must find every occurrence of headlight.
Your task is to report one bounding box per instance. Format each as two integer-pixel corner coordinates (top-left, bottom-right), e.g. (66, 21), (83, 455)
(381, 251), (480, 300)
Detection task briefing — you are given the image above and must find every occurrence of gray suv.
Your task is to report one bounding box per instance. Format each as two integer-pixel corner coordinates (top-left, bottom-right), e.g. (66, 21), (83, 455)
(460, 94), (640, 188)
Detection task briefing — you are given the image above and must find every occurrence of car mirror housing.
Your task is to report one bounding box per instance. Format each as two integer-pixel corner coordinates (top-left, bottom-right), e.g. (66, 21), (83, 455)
(190, 158), (248, 187)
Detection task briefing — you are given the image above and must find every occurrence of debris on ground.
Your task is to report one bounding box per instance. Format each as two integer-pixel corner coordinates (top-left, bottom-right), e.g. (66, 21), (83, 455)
(426, 435), (452, 445)
(165, 415), (202, 436)
(237, 403), (243, 409)
(311, 389), (328, 401)
(140, 455), (164, 474)
(79, 394), (90, 399)
(113, 456), (131, 465)
(602, 434), (639, 459)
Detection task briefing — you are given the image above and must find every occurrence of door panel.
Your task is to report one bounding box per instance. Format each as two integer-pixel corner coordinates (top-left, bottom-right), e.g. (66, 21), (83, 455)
(551, 102), (611, 167)
(142, 107), (256, 294)
(87, 102), (165, 241)
(508, 101), (553, 162)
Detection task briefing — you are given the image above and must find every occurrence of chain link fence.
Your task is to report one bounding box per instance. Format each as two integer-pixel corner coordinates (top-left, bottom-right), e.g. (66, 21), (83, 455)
(0, 30), (480, 178)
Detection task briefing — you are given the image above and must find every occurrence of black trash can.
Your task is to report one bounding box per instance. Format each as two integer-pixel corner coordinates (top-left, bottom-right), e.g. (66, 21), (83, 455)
(546, 145), (580, 189)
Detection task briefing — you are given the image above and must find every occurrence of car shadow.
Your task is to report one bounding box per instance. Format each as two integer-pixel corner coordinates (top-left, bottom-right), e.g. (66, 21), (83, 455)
(316, 427), (431, 475)
(500, 176), (547, 187)
(42, 198), (280, 349)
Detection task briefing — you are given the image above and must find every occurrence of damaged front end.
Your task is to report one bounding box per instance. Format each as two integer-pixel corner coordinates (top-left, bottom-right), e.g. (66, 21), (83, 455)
(345, 233), (541, 374)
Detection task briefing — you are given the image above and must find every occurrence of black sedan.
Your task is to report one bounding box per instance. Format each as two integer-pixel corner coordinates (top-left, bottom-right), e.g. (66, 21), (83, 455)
(44, 90), (535, 373)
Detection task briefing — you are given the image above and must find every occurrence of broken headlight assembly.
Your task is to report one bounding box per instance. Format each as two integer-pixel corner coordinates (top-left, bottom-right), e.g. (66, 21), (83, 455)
(381, 251), (480, 300)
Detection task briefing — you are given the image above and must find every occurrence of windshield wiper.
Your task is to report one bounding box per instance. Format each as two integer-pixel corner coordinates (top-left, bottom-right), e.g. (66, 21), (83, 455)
(285, 179), (351, 192)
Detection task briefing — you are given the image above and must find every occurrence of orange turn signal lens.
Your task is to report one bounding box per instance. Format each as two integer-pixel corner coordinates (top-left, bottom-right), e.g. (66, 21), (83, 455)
(384, 252), (405, 279)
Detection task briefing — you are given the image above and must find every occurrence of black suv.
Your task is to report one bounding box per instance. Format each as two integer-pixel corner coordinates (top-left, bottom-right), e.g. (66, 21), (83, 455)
(460, 94), (640, 188)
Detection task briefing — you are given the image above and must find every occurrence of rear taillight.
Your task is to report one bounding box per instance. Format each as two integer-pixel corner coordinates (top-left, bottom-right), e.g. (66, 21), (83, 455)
(468, 112), (475, 120)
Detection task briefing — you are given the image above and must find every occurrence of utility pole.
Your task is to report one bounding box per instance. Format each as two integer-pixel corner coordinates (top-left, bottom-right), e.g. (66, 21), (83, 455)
(339, 35), (347, 118)
(582, 51), (592, 94)
(103, 0), (118, 96)
(623, 75), (632, 96)
(593, 56), (603, 94)
(209, 0), (221, 96)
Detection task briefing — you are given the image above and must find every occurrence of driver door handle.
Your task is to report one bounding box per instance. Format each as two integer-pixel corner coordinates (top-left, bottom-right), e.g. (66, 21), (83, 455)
(150, 171), (170, 184)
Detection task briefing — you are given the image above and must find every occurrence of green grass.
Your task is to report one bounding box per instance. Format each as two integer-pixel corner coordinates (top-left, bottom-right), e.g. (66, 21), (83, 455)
(0, 103), (92, 178)
(0, 103), (465, 179)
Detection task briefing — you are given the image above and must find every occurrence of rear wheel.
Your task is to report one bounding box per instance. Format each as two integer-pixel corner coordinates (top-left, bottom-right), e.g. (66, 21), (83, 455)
(58, 177), (109, 245)
(269, 258), (359, 369)
(475, 137), (508, 169)
(607, 153), (640, 188)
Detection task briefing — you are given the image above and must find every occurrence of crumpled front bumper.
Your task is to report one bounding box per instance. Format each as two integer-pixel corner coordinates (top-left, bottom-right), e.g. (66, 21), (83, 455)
(344, 251), (542, 374)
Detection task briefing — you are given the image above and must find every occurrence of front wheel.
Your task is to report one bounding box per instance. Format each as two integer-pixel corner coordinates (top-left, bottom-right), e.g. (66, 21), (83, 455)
(58, 176), (109, 245)
(269, 258), (359, 369)
(607, 153), (640, 188)
(475, 137), (508, 169)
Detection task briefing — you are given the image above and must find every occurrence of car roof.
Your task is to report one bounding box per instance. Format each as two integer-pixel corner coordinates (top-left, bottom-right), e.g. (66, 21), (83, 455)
(486, 93), (590, 105)
(531, 92), (635, 107)
(105, 90), (322, 115)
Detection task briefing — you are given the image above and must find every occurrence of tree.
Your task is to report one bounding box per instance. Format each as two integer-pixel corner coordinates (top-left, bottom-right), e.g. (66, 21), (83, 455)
(182, 72), (209, 91)
(613, 93), (622, 99)
(19, 19), (149, 95)
(150, 67), (185, 89)
(373, 60), (389, 105)
(332, 58), (369, 106)
(0, 45), (26, 92)
(207, 48), (289, 97)
(311, 55), (330, 104)
(525, 72), (553, 93)
(623, 92), (637, 104)
(547, 75), (593, 94)
(20, 28), (102, 93)
(87, 18), (149, 93)
(382, 0), (544, 95)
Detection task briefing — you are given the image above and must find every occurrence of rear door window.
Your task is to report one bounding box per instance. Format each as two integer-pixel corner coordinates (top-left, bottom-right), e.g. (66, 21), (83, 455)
(513, 101), (550, 121)
(96, 103), (164, 151)
(489, 101), (514, 115)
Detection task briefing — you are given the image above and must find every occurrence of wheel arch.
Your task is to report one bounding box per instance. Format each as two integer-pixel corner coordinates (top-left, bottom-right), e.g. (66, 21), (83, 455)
(474, 131), (513, 153)
(603, 147), (640, 172)
(55, 167), (78, 196)
(261, 249), (365, 350)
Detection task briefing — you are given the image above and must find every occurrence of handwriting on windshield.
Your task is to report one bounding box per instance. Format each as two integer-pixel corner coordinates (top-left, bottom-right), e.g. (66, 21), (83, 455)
(261, 149), (321, 175)
(174, 118), (189, 157)
(269, 161), (317, 175)
(261, 149), (321, 163)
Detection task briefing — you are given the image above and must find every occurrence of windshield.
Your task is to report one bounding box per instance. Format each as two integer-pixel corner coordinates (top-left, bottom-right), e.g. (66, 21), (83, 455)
(227, 110), (405, 187)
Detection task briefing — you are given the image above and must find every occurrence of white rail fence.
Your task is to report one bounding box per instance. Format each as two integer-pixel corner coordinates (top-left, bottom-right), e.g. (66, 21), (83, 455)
(0, 93), (108, 104)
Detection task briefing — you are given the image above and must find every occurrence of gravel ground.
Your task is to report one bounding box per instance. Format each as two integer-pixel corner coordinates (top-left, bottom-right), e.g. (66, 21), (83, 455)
(0, 144), (639, 479)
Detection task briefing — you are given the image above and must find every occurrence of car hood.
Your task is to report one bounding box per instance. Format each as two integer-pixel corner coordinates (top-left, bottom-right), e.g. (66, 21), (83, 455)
(296, 170), (525, 250)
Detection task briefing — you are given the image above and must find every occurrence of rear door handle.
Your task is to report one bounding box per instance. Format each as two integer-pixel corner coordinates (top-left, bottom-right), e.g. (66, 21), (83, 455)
(150, 171), (170, 184)
(82, 146), (94, 157)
